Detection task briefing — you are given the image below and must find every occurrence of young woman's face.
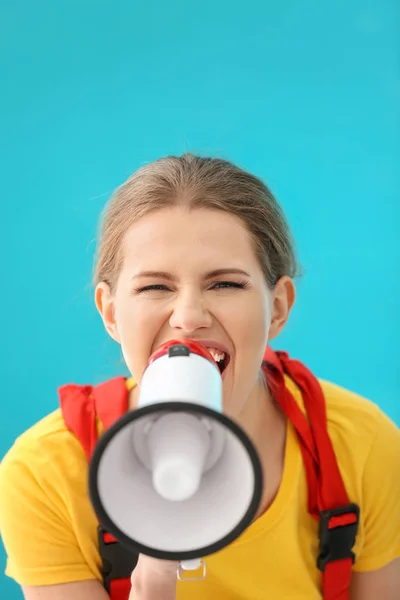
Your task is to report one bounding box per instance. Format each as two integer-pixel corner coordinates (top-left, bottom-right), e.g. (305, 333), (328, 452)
(96, 206), (293, 418)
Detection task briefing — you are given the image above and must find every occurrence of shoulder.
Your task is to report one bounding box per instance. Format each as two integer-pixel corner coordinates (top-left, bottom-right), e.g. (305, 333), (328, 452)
(2, 408), (85, 464)
(317, 379), (399, 474)
(285, 375), (389, 454)
(320, 379), (383, 440)
(9, 408), (75, 445)
(0, 408), (90, 501)
(320, 378), (382, 418)
(1, 374), (136, 481)
(286, 373), (399, 498)
(319, 379), (398, 453)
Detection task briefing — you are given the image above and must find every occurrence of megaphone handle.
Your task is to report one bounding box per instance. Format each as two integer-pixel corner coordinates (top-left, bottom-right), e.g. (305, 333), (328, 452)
(177, 559), (207, 581)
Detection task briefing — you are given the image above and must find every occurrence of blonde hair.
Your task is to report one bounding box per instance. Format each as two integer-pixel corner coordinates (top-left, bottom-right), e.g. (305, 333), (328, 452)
(93, 154), (299, 292)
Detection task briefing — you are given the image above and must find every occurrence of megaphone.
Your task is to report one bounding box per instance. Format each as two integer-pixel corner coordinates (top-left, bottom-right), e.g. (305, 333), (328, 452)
(89, 340), (263, 579)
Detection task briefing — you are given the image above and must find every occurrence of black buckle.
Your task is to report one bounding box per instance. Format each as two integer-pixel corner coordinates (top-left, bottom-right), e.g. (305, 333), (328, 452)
(98, 526), (139, 592)
(317, 504), (360, 572)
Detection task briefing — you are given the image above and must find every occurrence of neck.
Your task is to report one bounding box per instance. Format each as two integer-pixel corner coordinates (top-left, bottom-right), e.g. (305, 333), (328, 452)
(238, 376), (286, 449)
(237, 376), (287, 518)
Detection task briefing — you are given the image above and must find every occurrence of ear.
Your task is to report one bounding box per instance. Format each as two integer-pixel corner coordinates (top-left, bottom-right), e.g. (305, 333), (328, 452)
(94, 282), (121, 343)
(268, 276), (296, 341)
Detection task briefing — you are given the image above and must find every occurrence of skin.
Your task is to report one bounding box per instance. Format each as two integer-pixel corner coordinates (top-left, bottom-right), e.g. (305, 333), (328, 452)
(22, 206), (400, 600)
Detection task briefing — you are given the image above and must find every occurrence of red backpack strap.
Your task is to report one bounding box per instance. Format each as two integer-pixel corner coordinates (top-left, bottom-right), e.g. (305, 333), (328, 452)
(91, 376), (130, 432)
(91, 377), (135, 600)
(58, 383), (97, 461)
(263, 348), (359, 600)
(109, 579), (131, 600)
(59, 377), (133, 600)
(98, 526), (138, 598)
(58, 376), (129, 459)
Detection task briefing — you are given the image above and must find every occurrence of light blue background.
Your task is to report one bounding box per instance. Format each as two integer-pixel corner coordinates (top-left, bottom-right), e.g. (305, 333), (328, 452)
(1, 1), (399, 597)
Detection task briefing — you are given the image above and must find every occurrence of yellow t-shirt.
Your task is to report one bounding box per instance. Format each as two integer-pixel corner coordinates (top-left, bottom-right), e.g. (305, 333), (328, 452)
(0, 376), (399, 600)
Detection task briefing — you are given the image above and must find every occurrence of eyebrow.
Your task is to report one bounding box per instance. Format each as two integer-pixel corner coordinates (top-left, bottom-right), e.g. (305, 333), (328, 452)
(131, 268), (251, 281)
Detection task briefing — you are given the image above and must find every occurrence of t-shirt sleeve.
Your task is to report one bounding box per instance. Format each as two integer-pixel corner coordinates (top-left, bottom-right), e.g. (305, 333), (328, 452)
(353, 409), (400, 572)
(0, 447), (97, 586)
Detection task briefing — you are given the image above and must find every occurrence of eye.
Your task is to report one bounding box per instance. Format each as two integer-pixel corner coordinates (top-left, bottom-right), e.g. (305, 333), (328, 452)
(210, 280), (248, 290)
(134, 284), (172, 294)
(133, 280), (249, 295)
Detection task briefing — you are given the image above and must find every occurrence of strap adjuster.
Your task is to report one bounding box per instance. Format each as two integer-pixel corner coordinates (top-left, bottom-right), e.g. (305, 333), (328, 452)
(317, 503), (360, 572)
(98, 526), (139, 591)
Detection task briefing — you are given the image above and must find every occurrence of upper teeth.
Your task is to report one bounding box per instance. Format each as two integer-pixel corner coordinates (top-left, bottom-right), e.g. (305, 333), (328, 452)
(208, 348), (226, 362)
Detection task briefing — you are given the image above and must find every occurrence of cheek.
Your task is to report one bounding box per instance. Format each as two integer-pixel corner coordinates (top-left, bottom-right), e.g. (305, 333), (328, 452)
(237, 297), (271, 380)
(233, 293), (272, 348)
(222, 294), (271, 407)
(116, 299), (166, 379)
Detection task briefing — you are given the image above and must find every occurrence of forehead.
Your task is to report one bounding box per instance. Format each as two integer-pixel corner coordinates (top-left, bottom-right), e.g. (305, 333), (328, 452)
(121, 207), (259, 269)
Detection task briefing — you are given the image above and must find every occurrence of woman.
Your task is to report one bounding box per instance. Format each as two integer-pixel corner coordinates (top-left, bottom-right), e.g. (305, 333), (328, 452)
(0, 154), (399, 600)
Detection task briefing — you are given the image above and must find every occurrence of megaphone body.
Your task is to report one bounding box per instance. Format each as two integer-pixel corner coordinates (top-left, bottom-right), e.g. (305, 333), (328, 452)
(89, 340), (263, 579)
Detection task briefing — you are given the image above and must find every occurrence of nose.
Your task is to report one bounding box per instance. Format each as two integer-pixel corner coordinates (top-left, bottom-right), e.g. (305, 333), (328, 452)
(169, 291), (212, 333)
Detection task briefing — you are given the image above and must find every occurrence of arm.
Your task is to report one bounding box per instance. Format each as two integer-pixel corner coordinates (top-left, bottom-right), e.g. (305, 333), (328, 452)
(22, 580), (110, 600)
(350, 558), (400, 600)
(129, 554), (178, 600)
(21, 557), (179, 600)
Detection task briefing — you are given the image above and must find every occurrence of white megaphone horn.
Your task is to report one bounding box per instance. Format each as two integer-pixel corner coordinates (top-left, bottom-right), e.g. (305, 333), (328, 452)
(89, 340), (263, 580)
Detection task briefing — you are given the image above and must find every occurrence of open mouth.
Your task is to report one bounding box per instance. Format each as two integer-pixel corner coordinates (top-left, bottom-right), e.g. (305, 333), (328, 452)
(207, 349), (231, 376)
